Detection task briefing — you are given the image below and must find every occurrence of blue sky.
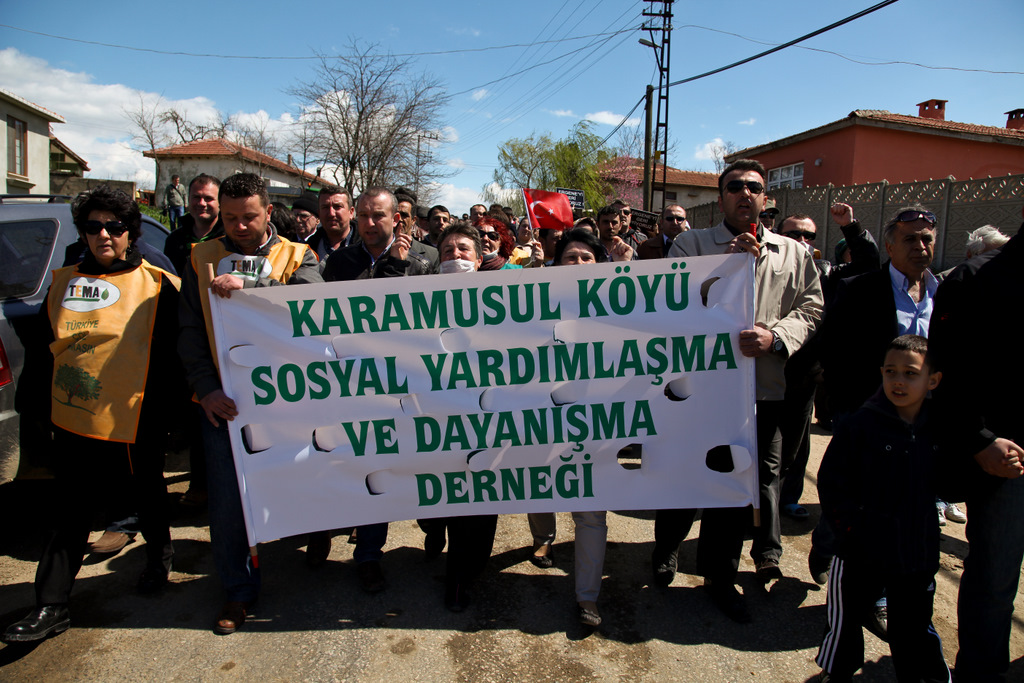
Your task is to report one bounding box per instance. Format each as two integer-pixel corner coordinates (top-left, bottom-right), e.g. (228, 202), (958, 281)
(2, 0), (1022, 211)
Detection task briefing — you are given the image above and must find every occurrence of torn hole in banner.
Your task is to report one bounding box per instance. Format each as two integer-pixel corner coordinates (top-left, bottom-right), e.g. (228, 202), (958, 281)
(705, 445), (753, 474)
(241, 423), (272, 454)
(550, 381), (582, 406)
(663, 376), (693, 402)
(311, 425), (354, 453)
(439, 327), (473, 353)
(617, 443), (643, 471)
(700, 277), (721, 307)
(365, 470), (389, 495)
(228, 344), (267, 368)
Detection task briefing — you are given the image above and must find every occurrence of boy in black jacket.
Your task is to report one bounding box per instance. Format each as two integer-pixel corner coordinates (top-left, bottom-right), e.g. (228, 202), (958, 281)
(814, 335), (950, 682)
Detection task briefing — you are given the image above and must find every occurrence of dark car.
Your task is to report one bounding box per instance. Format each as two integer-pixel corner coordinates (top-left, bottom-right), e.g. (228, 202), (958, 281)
(0, 194), (171, 484)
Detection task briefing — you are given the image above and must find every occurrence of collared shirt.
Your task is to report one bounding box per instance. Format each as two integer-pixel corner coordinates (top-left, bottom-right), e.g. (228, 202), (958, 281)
(889, 262), (939, 336)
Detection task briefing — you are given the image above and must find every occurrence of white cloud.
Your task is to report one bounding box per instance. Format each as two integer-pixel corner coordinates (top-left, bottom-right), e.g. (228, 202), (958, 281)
(448, 158), (466, 170)
(0, 47), (301, 190)
(442, 125), (459, 144)
(738, 118), (756, 126)
(471, 89), (488, 102)
(447, 27), (481, 37)
(585, 111), (641, 127)
(694, 137), (727, 161)
(550, 109), (576, 118)
(431, 183), (487, 212)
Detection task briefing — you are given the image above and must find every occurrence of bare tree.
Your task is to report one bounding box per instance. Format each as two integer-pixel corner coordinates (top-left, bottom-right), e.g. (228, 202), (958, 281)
(160, 107), (228, 144)
(709, 140), (739, 174)
(123, 93), (171, 187)
(289, 40), (452, 194)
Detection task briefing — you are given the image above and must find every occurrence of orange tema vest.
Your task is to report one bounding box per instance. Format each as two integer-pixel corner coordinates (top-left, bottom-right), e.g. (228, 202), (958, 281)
(48, 262), (180, 442)
(190, 237), (309, 360)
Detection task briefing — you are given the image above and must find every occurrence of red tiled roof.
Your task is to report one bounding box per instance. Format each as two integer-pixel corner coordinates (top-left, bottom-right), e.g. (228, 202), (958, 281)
(851, 109), (1024, 140)
(143, 138), (329, 186)
(0, 88), (64, 123)
(731, 109), (1024, 159)
(602, 161), (718, 188)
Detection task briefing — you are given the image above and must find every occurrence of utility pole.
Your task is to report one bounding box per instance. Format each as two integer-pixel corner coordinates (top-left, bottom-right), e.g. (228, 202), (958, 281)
(639, 0), (673, 212)
(643, 85), (654, 211)
(414, 131), (440, 201)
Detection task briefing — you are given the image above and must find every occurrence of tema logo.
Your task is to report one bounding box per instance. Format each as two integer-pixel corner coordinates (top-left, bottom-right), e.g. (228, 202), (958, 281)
(61, 277), (121, 312)
(218, 255), (272, 282)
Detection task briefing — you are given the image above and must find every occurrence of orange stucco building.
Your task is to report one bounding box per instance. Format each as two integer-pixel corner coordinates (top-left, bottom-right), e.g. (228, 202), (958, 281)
(727, 100), (1024, 191)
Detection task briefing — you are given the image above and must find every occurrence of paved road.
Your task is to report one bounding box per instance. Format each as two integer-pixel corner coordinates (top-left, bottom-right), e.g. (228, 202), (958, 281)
(1, 427), (1021, 682)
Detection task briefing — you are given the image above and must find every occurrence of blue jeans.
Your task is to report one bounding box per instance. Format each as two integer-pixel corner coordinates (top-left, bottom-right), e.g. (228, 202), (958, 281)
(956, 475), (1024, 680)
(202, 413), (260, 603)
(353, 523), (388, 564)
(168, 205), (185, 231)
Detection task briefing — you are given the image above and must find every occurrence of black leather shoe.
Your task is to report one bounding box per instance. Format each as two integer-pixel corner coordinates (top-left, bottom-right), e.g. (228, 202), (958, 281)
(357, 560), (386, 593)
(444, 582), (470, 612)
(3, 606), (71, 643)
(651, 547), (678, 587)
(424, 528), (446, 562)
(137, 565), (170, 594)
(306, 531), (332, 568)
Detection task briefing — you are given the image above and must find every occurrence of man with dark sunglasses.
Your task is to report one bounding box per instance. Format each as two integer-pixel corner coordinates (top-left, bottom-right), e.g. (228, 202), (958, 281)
(821, 203), (940, 419)
(653, 159), (823, 623)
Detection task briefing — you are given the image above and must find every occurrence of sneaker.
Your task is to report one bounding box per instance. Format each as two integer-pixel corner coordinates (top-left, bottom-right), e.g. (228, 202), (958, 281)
(651, 547), (678, 587)
(944, 502), (967, 524)
(937, 502), (947, 527)
(863, 602), (888, 642)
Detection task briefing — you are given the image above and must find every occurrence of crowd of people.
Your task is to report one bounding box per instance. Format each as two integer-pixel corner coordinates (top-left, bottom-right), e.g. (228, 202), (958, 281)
(2, 161), (1021, 682)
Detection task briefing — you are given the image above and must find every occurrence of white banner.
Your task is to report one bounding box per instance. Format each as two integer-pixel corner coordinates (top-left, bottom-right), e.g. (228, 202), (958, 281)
(209, 254), (757, 546)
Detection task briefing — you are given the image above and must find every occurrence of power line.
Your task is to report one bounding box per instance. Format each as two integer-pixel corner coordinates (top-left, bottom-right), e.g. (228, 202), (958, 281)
(586, 0), (904, 157)
(666, 0), (901, 88)
(678, 24), (1024, 76)
(0, 22), (636, 61)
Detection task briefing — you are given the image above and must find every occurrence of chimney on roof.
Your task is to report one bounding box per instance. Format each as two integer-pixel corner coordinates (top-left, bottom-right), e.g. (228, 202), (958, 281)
(1006, 109), (1024, 131)
(917, 99), (947, 120)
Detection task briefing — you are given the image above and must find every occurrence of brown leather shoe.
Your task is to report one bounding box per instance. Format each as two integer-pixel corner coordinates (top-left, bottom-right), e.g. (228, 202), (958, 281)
(214, 601), (250, 635)
(88, 530), (134, 555)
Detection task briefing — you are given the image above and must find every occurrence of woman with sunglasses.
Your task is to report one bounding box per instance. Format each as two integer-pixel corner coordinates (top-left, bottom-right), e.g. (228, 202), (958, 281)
(475, 215), (522, 271)
(3, 186), (181, 644)
(525, 227), (632, 629)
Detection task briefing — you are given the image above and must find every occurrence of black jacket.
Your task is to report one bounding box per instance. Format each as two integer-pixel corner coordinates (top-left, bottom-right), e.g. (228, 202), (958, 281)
(817, 391), (940, 576)
(931, 228), (1023, 500)
(321, 242), (434, 282)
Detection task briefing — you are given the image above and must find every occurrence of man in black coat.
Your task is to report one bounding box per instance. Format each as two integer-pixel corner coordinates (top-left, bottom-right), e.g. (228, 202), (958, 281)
(930, 225), (1024, 681)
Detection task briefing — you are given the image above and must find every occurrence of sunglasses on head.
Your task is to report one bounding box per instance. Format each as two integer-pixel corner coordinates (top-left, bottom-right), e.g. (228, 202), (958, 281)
(724, 180), (765, 195)
(81, 220), (128, 236)
(895, 210), (936, 226)
(783, 230), (817, 241)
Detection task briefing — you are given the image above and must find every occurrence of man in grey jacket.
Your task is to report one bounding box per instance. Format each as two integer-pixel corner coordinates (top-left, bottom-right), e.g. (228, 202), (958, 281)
(653, 159), (823, 622)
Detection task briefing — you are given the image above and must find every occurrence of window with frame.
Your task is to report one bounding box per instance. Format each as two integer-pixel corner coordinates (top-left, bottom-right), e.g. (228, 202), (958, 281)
(7, 116), (28, 176)
(767, 162), (803, 191)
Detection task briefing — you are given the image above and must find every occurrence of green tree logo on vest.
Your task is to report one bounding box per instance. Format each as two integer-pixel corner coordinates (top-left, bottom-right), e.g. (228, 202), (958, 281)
(54, 364), (102, 414)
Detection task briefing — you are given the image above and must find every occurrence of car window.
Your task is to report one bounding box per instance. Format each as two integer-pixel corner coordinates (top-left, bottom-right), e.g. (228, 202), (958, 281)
(0, 218), (59, 299)
(140, 217), (169, 252)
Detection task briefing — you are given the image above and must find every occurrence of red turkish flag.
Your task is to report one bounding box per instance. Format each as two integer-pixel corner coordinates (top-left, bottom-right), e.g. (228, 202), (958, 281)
(522, 188), (573, 231)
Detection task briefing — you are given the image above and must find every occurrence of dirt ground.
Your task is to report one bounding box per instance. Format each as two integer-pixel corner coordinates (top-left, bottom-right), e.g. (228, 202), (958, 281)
(0, 425), (1021, 682)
